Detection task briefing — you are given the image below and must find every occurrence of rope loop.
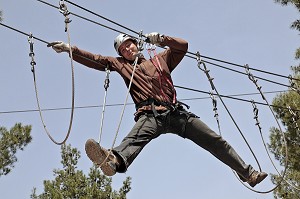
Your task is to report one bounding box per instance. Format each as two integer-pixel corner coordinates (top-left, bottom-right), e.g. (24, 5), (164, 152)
(98, 65), (111, 144)
(28, 34), (74, 145)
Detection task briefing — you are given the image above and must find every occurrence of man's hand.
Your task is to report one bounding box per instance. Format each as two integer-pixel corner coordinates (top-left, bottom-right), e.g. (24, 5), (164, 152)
(145, 32), (163, 45)
(47, 41), (71, 53)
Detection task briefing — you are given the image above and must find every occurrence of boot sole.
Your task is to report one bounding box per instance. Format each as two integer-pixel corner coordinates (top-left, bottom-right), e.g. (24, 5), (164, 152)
(85, 139), (116, 176)
(249, 172), (268, 187)
(85, 139), (107, 165)
(101, 162), (116, 176)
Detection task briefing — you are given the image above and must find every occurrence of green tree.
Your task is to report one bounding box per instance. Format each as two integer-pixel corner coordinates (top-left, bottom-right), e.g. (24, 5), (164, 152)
(271, 1), (300, 198)
(274, 0), (300, 59)
(0, 123), (32, 177)
(31, 144), (131, 199)
(269, 68), (300, 198)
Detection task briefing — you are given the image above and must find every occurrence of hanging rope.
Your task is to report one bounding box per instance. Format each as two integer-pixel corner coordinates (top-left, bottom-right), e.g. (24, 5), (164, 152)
(98, 65), (110, 144)
(2, 23), (295, 114)
(29, 33), (73, 145)
(2, 12), (300, 191)
(253, 103), (300, 192)
(245, 64), (300, 191)
(98, 31), (145, 168)
(195, 52), (283, 192)
(28, 1), (75, 145)
(243, 64), (290, 193)
(195, 52), (262, 171)
(111, 31), (144, 148)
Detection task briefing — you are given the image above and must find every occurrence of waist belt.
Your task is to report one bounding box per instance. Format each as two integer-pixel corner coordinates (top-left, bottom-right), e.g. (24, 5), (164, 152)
(135, 98), (190, 117)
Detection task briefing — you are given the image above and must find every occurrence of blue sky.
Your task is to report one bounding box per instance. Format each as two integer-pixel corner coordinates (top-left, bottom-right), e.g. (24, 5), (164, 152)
(0, 0), (299, 198)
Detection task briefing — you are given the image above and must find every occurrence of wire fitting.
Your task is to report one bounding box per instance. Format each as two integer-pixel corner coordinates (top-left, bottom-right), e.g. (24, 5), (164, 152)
(104, 65), (110, 90)
(245, 64), (266, 100)
(209, 91), (221, 135)
(196, 51), (215, 90)
(196, 51), (203, 71)
(137, 30), (144, 53)
(59, 0), (72, 32)
(27, 33), (36, 72)
(251, 100), (262, 130)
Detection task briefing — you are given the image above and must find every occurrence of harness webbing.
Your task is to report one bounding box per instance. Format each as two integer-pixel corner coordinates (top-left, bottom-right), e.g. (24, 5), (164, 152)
(147, 46), (176, 104)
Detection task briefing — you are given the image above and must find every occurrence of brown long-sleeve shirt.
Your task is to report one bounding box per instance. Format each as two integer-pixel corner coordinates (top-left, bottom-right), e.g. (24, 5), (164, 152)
(71, 35), (188, 113)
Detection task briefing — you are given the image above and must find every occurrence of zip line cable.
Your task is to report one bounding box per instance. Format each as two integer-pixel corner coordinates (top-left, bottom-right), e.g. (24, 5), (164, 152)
(188, 51), (300, 81)
(36, 0), (143, 39)
(1, 15), (298, 191)
(2, 0), (298, 193)
(0, 22), (49, 45)
(0, 22), (297, 113)
(64, 0), (140, 36)
(203, 60), (292, 88)
(47, 0), (300, 82)
(34, 0), (300, 93)
(196, 53), (289, 193)
(3, 12), (294, 93)
(0, 89), (294, 115)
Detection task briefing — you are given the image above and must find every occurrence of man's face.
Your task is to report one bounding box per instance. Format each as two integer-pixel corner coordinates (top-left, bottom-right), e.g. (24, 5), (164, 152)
(119, 40), (138, 61)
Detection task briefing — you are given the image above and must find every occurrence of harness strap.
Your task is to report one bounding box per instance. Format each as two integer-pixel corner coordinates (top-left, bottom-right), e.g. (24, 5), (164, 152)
(136, 98), (190, 112)
(147, 47), (177, 104)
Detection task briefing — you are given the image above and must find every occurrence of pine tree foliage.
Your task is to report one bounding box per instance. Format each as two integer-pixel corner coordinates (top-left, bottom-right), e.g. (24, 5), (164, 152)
(269, 69), (300, 199)
(31, 144), (131, 199)
(0, 123), (32, 177)
(270, 1), (300, 198)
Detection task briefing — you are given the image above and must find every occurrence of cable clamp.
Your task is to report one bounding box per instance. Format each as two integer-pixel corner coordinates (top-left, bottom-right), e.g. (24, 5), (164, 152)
(251, 100), (261, 130)
(27, 33), (36, 72)
(137, 30), (144, 53)
(104, 65), (111, 90)
(196, 51), (204, 71)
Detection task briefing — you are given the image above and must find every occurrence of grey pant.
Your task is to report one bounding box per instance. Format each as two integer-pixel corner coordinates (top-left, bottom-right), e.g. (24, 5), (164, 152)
(113, 108), (254, 180)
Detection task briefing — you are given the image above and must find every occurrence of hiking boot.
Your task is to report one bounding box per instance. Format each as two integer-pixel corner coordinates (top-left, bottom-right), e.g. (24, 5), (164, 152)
(247, 171), (268, 187)
(85, 139), (119, 176)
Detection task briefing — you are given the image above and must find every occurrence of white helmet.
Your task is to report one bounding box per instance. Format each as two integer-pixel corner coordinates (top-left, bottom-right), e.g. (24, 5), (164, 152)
(114, 34), (137, 55)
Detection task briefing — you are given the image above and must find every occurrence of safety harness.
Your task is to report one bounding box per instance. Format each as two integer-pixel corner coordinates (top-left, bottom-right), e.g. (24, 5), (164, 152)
(147, 46), (177, 104)
(133, 46), (191, 120)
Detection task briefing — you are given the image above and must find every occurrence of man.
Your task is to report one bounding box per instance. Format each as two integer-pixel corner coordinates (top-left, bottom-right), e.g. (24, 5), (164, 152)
(50, 32), (267, 187)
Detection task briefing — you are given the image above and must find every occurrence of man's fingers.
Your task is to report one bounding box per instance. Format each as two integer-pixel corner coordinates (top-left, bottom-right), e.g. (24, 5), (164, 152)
(47, 41), (62, 47)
